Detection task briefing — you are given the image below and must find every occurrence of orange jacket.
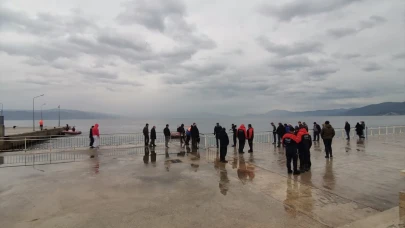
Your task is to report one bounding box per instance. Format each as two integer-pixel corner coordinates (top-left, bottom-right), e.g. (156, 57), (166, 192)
(92, 124), (100, 137)
(39, 120), (43, 125)
(247, 127), (254, 140)
(282, 132), (301, 144)
(238, 124), (247, 138)
(296, 128), (309, 139)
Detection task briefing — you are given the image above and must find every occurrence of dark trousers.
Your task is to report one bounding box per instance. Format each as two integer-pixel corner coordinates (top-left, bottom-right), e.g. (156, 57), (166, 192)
(345, 130), (350, 139)
(90, 136), (94, 147)
(313, 132), (319, 141)
(150, 139), (156, 146)
(220, 147), (228, 161)
(185, 135), (190, 145)
(323, 139), (333, 157)
(248, 139), (253, 152)
(192, 137), (198, 149)
(273, 133), (277, 143)
(286, 149), (298, 172)
(239, 140), (245, 153)
(299, 148), (309, 170)
(216, 137), (220, 148)
(233, 134), (236, 146)
(40, 125), (43, 131)
(144, 136), (149, 145)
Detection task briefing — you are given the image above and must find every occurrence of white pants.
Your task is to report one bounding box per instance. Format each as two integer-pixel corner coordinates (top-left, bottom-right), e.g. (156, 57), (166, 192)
(93, 136), (100, 147)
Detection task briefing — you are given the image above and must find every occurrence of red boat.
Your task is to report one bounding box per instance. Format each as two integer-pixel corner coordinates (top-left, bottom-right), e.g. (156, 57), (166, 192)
(62, 130), (82, 135)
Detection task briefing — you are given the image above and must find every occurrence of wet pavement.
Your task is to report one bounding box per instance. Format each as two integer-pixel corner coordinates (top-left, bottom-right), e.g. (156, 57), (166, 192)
(0, 135), (404, 228)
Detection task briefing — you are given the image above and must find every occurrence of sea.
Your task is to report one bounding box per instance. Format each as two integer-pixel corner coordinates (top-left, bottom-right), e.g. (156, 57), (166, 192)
(4, 116), (405, 135)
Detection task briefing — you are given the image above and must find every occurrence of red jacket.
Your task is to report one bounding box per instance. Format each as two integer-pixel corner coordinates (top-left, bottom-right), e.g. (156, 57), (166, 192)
(282, 132), (301, 144)
(247, 127), (254, 140)
(238, 124), (247, 138)
(92, 124), (100, 137)
(296, 128), (308, 139)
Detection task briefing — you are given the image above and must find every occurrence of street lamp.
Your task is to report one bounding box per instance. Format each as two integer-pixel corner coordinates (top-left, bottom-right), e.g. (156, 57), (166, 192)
(41, 103), (46, 120)
(58, 105), (60, 127)
(33, 94), (44, 131)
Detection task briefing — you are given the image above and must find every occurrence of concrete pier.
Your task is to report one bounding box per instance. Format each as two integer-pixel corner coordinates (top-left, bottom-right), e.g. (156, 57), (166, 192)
(0, 127), (65, 151)
(0, 135), (404, 227)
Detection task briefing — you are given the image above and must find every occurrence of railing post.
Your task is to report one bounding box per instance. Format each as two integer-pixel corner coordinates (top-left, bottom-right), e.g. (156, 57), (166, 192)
(204, 135), (207, 149)
(366, 127), (368, 139)
(24, 138), (27, 152)
(386, 126), (388, 135)
(393, 126), (396, 135)
(379, 127), (381, 135)
(49, 136), (52, 152)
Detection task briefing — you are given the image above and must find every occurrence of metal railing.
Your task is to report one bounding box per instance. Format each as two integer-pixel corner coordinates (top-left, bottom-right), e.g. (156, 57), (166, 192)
(0, 125), (404, 152)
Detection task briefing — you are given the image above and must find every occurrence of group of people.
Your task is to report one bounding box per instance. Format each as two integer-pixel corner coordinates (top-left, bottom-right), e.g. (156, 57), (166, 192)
(89, 124), (100, 148)
(142, 123), (201, 149)
(345, 121), (366, 139)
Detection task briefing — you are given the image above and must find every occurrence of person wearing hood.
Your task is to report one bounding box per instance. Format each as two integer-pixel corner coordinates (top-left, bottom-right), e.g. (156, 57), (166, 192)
(237, 124), (247, 153)
(191, 123), (200, 149)
(150, 126), (157, 147)
(89, 125), (94, 148)
(231, 124), (237, 147)
(214, 123), (222, 148)
(219, 127), (229, 163)
(284, 124), (290, 133)
(276, 123), (285, 147)
(297, 127), (312, 172)
(345, 121), (351, 140)
(143, 123), (149, 146)
(355, 122), (363, 139)
(271, 122), (277, 144)
(163, 124), (171, 148)
(247, 124), (254, 153)
(302, 122), (309, 131)
(282, 128), (302, 175)
(92, 124), (100, 148)
(321, 121), (335, 158)
(313, 122), (321, 142)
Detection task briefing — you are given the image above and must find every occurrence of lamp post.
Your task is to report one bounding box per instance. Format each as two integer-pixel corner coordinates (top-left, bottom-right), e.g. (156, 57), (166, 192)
(58, 105), (60, 127)
(33, 94), (44, 131)
(41, 103), (46, 120)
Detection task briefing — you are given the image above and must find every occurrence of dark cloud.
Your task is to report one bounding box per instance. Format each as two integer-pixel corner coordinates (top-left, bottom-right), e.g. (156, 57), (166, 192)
(257, 37), (323, 57)
(328, 15), (386, 38)
(20, 78), (53, 86)
(392, 52), (405, 59)
(97, 34), (150, 52)
(77, 69), (118, 79)
(269, 56), (316, 71)
(258, 0), (363, 21)
(332, 53), (362, 59)
(316, 87), (376, 100)
(117, 0), (185, 32)
(306, 67), (339, 79)
(362, 63), (382, 72)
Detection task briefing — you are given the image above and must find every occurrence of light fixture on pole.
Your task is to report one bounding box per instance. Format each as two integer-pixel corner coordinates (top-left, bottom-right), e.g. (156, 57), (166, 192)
(32, 94), (44, 131)
(41, 103), (46, 120)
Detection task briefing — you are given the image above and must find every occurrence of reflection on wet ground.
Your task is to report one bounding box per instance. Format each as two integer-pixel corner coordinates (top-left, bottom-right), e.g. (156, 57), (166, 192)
(0, 136), (404, 228)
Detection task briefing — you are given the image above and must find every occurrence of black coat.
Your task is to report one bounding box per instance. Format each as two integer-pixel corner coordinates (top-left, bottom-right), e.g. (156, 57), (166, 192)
(151, 128), (156, 139)
(89, 127), (93, 138)
(191, 126), (199, 138)
(214, 125), (222, 138)
(345, 123), (351, 131)
(355, 123), (363, 135)
(164, 127), (171, 137)
(237, 129), (246, 141)
(276, 125), (285, 136)
(219, 131), (229, 147)
(143, 126), (149, 136)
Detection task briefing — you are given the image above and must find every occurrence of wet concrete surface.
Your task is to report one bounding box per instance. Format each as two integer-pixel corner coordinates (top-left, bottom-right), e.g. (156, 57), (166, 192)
(0, 135), (404, 228)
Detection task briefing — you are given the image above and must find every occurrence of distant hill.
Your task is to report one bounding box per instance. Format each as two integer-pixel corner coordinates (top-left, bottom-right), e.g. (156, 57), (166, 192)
(343, 102), (405, 116)
(2, 109), (120, 120)
(248, 102), (405, 117)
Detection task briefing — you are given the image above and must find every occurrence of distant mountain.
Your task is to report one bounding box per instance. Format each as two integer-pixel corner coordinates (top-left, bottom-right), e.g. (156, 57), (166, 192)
(248, 102), (405, 117)
(343, 102), (405, 116)
(2, 109), (120, 120)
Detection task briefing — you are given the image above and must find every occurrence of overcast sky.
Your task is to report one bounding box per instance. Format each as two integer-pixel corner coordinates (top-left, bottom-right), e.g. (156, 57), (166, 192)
(0, 0), (404, 117)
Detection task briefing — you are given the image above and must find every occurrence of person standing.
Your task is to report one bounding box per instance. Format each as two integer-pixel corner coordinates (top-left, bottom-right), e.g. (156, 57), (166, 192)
(143, 123), (149, 146)
(361, 121), (366, 138)
(185, 125), (191, 146)
(355, 122), (363, 139)
(178, 124), (185, 146)
(297, 127), (312, 172)
(271, 123), (277, 144)
(303, 122), (309, 131)
(231, 124), (237, 147)
(214, 123), (222, 148)
(237, 124), (247, 153)
(219, 127), (229, 163)
(345, 121), (351, 140)
(321, 121), (335, 159)
(247, 124), (254, 153)
(313, 122), (319, 141)
(92, 124), (100, 148)
(39, 119), (44, 131)
(89, 125), (94, 148)
(282, 128), (301, 175)
(276, 123), (285, 147)
(164, 124), (171, 148)
(150, 126), (157, 147)
(191, 123), (199, 149)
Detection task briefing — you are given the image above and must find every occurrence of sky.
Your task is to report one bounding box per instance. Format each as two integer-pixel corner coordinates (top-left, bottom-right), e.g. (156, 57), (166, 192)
(0, 0), (404, 117)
